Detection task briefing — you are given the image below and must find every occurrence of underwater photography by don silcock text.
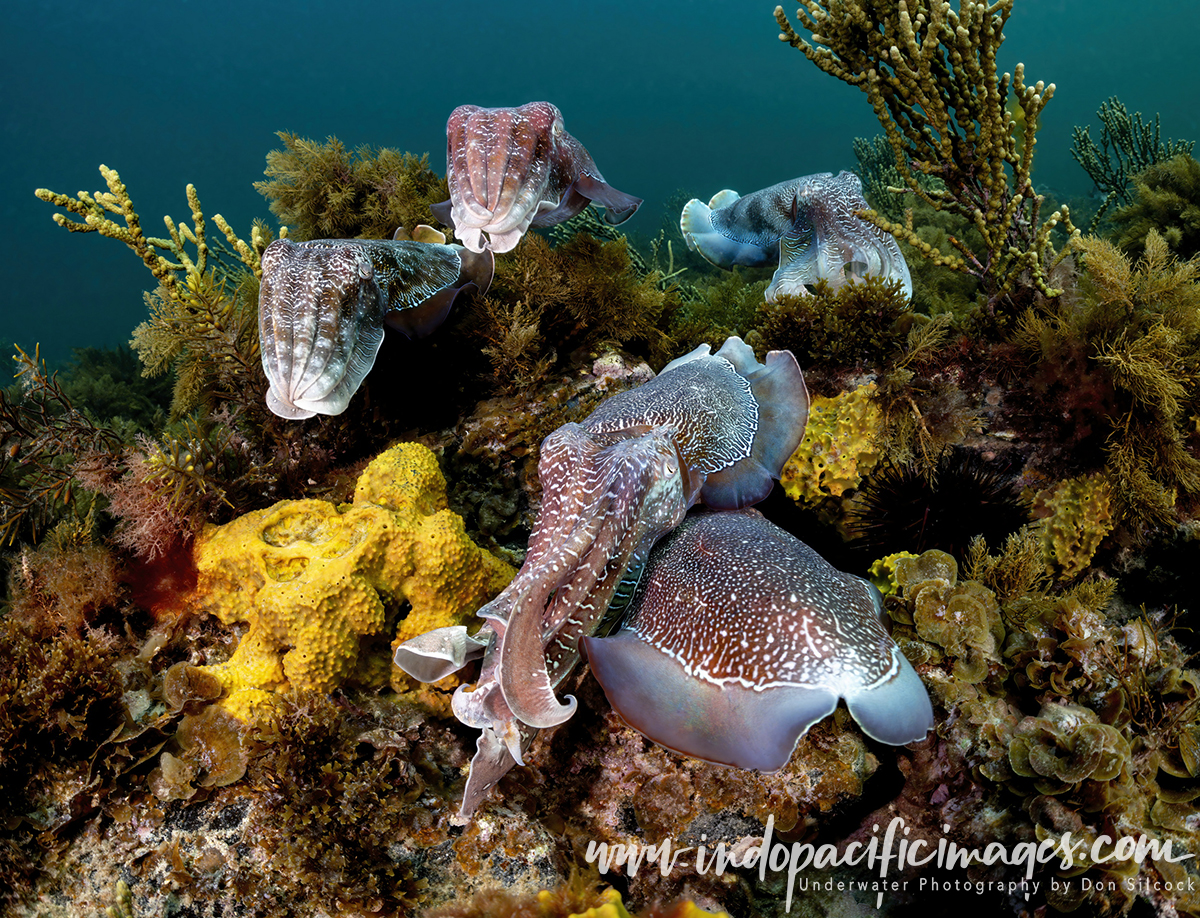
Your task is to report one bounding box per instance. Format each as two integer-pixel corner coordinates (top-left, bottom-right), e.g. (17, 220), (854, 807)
(3, 0), (1200, 916)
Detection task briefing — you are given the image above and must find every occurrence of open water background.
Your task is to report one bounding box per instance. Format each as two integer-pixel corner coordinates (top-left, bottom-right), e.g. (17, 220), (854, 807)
(3, 0), (1198, 364)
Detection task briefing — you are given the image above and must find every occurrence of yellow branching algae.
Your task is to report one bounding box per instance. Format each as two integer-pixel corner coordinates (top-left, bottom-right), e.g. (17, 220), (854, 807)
(190, 442), (513, 715)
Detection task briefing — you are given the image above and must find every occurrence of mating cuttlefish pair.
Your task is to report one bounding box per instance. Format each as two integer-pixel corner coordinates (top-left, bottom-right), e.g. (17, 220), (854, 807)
(257, 101), (911, 420)
(394, 337), (932, 822)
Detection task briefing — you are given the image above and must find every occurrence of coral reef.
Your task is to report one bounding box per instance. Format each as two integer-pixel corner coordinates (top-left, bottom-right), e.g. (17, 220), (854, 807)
(188, 441), (513, 713)
(255, 132), (449, 241)
(11, 5), (1200, 911)
(775, 0), (1077, 311)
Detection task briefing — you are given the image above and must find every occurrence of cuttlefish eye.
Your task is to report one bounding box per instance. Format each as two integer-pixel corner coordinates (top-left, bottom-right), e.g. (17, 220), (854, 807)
(584, 510), (933, 771)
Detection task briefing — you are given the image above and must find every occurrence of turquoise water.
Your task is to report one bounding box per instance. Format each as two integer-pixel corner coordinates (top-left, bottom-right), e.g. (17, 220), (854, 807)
(2, 0), (1197, 364)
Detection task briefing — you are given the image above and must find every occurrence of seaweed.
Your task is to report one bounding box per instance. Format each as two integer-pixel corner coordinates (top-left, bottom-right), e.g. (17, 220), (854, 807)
(756, 275), (913, 372)
(0, 346), (122, 547)
(1070, 96), (1195, 229)
(1110, 153), (1200, 260)
(1013, 230), (1200, 535)
(465, 231), (676, 393)
(255, 132), (449, 241)
(58, 345), (173, 432)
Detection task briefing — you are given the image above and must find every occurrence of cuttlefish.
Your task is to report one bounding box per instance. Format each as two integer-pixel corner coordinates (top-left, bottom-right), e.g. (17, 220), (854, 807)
(258, 231), (493, 419)
(431, 102), (642, 254)
(394, 337), (808, 821)
(583, 510), (933, 771)
(680, 170), (912, 303)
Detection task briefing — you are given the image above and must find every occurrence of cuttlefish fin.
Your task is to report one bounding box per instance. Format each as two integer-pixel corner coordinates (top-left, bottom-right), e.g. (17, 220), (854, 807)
(429, 199), (454, 229)
(700, 341), (809, 510)
(583, 630), (839, 772)
(393, 625), (491, 683)
(573, 172), (642, 224)
(844, 650), (934, 745)
(384, 247), (494, 338)
(709, 189), (740, 209)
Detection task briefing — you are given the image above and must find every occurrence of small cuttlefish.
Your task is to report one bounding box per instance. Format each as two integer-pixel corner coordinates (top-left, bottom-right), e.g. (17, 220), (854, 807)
(431, 102), (642, 254)
(583, 509), (933, 770)
(680, 170), (912, 303)
(258, 230), (493, 419)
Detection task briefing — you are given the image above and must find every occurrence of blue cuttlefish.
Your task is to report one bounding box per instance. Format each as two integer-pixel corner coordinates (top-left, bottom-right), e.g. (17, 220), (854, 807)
(680, 170), (912, 303)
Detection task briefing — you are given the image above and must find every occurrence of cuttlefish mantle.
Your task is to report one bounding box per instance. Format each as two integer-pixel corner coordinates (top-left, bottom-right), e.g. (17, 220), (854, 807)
(680, 170), (912, 303)
(393, 337), (809, 820)
(584, 510), (933, 771)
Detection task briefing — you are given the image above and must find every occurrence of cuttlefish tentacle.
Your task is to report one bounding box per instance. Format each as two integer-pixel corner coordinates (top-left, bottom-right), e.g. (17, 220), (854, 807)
(434, 101), (641, 254)
(583, 510), (933, 771)
(680, 171), (911, 304)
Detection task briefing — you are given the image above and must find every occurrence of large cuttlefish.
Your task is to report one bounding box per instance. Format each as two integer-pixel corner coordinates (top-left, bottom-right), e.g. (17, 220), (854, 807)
(431, 102), (642, 254)
(394, 337), (808, 821)
(584, 510), (933, 772)
(258, 231), (493, 419)
(680, 170), (912, 303)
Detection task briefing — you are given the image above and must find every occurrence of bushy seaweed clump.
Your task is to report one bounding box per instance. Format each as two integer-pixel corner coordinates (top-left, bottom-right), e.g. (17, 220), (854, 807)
(757, 275), (913, 371)
(1110, 153), (1200, 261)
(1014, 230), (1200, 535)
(235, 694), (433, 914)
(255, 132), (449, 241)
(58, 345), (173, 433)
(464, 231), (676, 393)
(667, 268), (766, 355)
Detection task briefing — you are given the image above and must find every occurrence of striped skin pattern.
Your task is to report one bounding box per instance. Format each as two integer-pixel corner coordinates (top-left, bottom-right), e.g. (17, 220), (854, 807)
(430, 102), (642, 254)
(392, 337), (809, 821)
(680, 170), (912, 304)
(584, 511), (933, 772)
(258, 236), (491, 419)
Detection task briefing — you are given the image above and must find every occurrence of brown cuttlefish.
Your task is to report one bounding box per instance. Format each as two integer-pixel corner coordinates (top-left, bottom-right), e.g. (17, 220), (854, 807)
(430, 101), (642, 254)
(394, 337), (808, 821)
